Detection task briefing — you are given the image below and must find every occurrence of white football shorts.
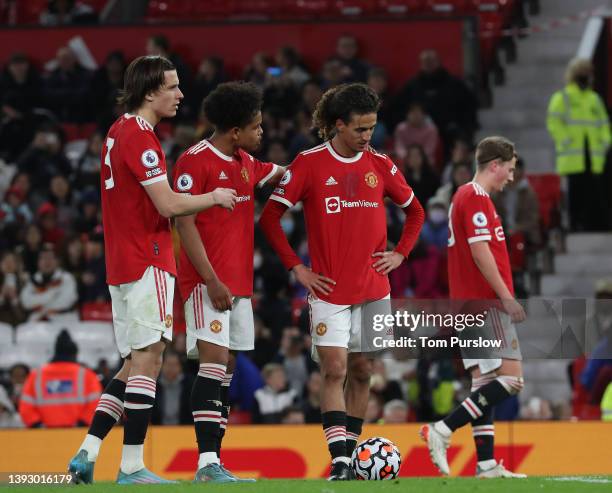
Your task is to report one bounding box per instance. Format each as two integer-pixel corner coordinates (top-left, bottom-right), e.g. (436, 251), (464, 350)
(185, 283), (254, 358)
(109, 265), (175, 358)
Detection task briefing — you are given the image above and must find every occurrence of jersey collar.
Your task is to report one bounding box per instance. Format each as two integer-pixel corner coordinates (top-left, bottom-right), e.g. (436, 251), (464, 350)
(205, 140), (234, 162)
(470, 181), (490, 197)
(325, 141), (363, 163)
(124, 113), (153, 131)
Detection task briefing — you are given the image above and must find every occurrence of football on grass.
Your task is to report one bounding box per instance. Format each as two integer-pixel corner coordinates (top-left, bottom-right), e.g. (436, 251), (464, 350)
(351, 436), (402, 480)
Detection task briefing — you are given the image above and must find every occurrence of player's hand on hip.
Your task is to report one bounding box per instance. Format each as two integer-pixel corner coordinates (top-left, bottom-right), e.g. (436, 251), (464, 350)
(372, 251), (404, 275)
(293, 264), (335, 299)
(212, 188), (237, 210)
(502, 298), (526, 323)
(207, 277), (233, 311)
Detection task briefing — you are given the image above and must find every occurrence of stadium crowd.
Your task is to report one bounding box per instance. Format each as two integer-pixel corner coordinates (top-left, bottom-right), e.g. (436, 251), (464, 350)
(0, 32), (606, 429)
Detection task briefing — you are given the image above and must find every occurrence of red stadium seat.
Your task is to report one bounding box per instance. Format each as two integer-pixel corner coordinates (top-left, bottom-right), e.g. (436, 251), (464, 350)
(80, 302), (113, 322)
(191, 0), (237, 20)
(378, 0), (426, 15)
(146, 0), (193, 21)
(332, 0), (379, 17)
(283, 0), (332, 18)
(425, 0), (470, 15)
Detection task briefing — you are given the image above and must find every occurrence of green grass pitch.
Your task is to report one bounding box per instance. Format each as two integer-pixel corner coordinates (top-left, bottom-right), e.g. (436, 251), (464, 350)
(1, 477), (611, 493)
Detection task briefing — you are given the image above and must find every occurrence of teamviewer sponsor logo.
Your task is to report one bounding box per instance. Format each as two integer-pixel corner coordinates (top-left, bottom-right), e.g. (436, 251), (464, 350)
(325, 196), (341, 214)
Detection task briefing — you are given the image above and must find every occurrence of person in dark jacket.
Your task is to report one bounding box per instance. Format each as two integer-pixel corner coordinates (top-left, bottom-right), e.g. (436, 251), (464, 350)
(152, 350), (194, 425)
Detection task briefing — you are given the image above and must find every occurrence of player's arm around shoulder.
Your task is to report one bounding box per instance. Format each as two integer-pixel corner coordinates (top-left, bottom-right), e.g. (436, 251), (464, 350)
(145, 153), (236, 217)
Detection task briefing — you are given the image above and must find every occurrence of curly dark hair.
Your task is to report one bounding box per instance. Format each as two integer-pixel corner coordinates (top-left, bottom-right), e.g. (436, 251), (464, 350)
(202, 81), (263, 132)
(312, 83), (380, 140)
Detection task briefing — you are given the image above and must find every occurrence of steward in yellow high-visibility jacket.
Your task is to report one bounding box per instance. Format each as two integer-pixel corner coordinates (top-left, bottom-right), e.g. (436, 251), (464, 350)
(546, 58), (611, 230)
(547, 82), (610, 175)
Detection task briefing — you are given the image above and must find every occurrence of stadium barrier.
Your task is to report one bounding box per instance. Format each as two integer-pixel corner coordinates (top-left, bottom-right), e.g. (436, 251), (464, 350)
(1, 422), (611, 479)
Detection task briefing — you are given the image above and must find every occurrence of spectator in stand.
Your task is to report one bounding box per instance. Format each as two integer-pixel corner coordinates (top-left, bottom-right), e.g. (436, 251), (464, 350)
(0, 384), (23, 428)
(252, 316), (278, 369)
(273, 327), (315, 396)
(43, 46), (92, 122)
(81, 228), (108, 303)
(370, 359), (403, 404)
(492, 157), (541, 247)
(73, 188), (101, 235)
(19, 329), (101, 428)
(432, 161), (473, 210)
(63, 236), (85, 293)
(580, 280), (612, 404)
(382, 399), (409, 424)
(1, 186), (33, 246)
(320, 58), (345, 90)
(48, 175), (76, 233)
(276, 46), (311, 88)
(6, 363), (29, 409)
(20, 243), (77, 321)
(253, 363), (298, 424)
(228, 352), (265, 412)
(17, 126), (72, 200)
(301, 80), (323, 114)
(0, 52), (42, 112)
(0, 251), (27, 326)
(302, 371), (322, 423)
(90, 51), (126, 127)
(394, 103), (440, 167)
(334, 34), (370, 83)
(190, 56), (226, 117)
(441, 137), (473, 184)
(402, 144), (440, 207)
(287, 109), (319, 160)
(421, 196), (449, 251)
(546, 58), (611, 231)
(152, 351), (194, 425)
(394, 49), (478, 150)
(365, 395), (383, 423)
(0, 53), (42, 161)
(367, 67), (393, 132)
(244, 52), (272, 89)
(266, 140), (289, 167)
(263, 69), (302, 120)
(39, 0), (97, 25)
(73, 131), (103, 190)
(280, 406), (306, 424)
(389, 239), (446, 298)
(164, 123), (197, 169)
(37, 202), (65, 247)
(18, 224), (42, 275)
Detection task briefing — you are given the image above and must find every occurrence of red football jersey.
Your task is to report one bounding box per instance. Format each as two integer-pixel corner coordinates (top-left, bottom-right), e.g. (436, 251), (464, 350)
(101, 114), (176, 285)
(447, 182), (514, 299)
(269, 142), (414, 305)
(173, 140), (277, 299)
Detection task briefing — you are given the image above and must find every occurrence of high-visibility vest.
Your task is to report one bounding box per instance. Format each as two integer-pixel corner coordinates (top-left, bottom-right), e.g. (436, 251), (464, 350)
(19, 362), (101, 427)
(602, 382), (612, 422)
(546, 83), (611, 175)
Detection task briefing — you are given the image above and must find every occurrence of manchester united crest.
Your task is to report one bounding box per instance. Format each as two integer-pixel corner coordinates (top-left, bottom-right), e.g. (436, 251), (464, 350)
(164, 314), (173, 328)
(365, 171), (378, 188)
(210, 320), (223, 333)
(241, 167), (249, 183)
(316, 323), (327, 336)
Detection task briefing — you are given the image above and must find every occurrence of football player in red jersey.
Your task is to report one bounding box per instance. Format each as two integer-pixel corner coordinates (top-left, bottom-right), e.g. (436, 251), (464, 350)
(68, 56), (236, 485)
(172, 82), (283, 483)
(260, 83), (425, 480)
(420, 136), (527, 478)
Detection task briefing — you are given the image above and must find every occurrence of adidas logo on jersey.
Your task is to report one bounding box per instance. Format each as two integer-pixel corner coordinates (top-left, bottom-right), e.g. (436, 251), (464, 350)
(325, 176), (338, 186)
(219, 171), (228, 180)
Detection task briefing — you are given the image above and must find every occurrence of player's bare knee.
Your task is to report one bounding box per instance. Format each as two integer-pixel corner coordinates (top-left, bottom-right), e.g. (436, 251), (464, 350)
(496, 375), (524, 395)
(321, 360), (347, 384)
(348, 358), (372, 386)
